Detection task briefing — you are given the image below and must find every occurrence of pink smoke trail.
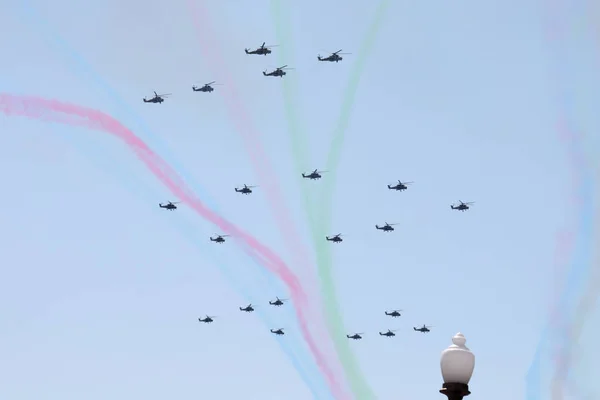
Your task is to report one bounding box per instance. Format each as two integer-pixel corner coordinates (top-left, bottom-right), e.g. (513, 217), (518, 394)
(0, 93), (349, 400)
(185, 1), (349, 396)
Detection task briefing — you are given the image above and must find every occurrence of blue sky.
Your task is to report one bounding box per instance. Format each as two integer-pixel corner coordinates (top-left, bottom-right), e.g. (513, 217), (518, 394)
(0, 0), (594, 399)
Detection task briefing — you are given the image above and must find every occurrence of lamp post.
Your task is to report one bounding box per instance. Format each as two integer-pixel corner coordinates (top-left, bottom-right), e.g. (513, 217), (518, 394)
(439, 332), (475, 400)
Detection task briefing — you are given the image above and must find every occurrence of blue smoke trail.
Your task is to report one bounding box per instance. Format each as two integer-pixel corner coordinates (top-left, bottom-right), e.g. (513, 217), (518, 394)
(10, 5), (331, 397)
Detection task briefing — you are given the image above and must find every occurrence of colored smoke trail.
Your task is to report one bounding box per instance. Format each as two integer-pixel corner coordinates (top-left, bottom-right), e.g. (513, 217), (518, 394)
(268, 2), (389, 398)
(186, 2), (349, 398)
(267, 5), (350, 394)
(12, 3), (330, 394)
(548, 0), (600, 393)
(17, 0), (221, 219)
(526, 0), (598, 397)
(269, 0), (314, 227)
(0, 93), (345, 400)
(548, 126), (594, 399)
(311, 3), (390, 399)
(3, 110), (325, 400)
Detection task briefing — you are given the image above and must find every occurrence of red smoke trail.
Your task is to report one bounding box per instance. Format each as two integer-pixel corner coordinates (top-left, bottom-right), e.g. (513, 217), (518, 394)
(185, 2), (349, 395)
(0, 93), (349, 400)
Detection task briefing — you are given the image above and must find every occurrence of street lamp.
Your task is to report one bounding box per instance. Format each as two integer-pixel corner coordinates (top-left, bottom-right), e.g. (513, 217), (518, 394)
(439, 332), (475, 400)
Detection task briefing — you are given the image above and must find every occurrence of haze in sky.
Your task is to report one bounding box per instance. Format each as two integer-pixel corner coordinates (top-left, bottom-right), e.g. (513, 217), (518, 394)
(0, 0), (596, 399)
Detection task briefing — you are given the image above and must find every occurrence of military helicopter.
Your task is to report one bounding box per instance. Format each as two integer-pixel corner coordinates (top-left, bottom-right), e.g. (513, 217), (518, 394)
(385, 309), (403, 317)
(239, 304), (255, 312)
(245, 42), (278, 55)
(192, 81), (222, 93)
(388, 180), (413, 191)
(451, 201), (474, 211)
(263, 65), (294, 77)
(143, 91), (171, 103)
(159, 201), (180, 210)
(375, 222), (398, 232)
(326, 234), (343, 243)
(269, 297), (288, 307)
(198, 315), (216, 323)
(271, 328), (285, 336)
(379, 329), (397, 337)
(317, 49), (351, 62)
(347, 333), (364, 340)
(302, 169), (327, 180)
(413, 325), (433, 333)
(235, 184), (258, 194)
(210, 234), (230, 243)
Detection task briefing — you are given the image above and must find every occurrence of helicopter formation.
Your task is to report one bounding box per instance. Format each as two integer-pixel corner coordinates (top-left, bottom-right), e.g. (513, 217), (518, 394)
(146, 41), (473, 342)
(165, 173), (471, 336)
(197, 298), (433, 338)
(141, 44), (354, 104)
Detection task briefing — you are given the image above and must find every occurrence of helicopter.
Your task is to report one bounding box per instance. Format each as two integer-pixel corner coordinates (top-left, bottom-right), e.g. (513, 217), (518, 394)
(192, 81), (222, 93)
(413, 325), (433, 333)
(317, 49), (351, 62)
(263, 65), (293, 77)
(245, 42), (278, 55)
(235, 184), (258, 194)
(376, 222), (398, 232)
(326, 234), (343, 243)
(347, 333), (364, 340)
(269, 297), (288, 307)
(388, 180), (413, 191)
(270, 328), (285, 336)
(198, 315), (216, 323)
(239, 304), (255, 312)
(143, 91), (171, 103)
(210, 235), (230, 243)
(385, 310), (403, 317)
(451, 201), (474, 211)
(159, 201), (180, 210)
(379, 329), (397, 337)
(302, 169), (327, 180)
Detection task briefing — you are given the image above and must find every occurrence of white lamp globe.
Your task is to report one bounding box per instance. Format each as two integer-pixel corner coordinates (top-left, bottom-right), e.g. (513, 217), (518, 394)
(440, 332), (475, 384)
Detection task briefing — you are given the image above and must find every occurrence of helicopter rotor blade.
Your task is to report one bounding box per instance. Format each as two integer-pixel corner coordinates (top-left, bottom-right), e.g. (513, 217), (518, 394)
(278, 65), (288, 69)
(207, 81), (216, 85)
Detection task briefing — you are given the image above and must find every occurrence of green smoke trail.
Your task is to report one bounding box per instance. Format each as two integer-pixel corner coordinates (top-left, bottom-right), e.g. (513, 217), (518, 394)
(271, 2), (390, 399)
(270, 1), (315, 227)
(314, 3), (391, 399)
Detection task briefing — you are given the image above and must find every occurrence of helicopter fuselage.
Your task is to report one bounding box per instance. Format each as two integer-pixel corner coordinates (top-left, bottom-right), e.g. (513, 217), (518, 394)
(319, 55), (342, 62)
